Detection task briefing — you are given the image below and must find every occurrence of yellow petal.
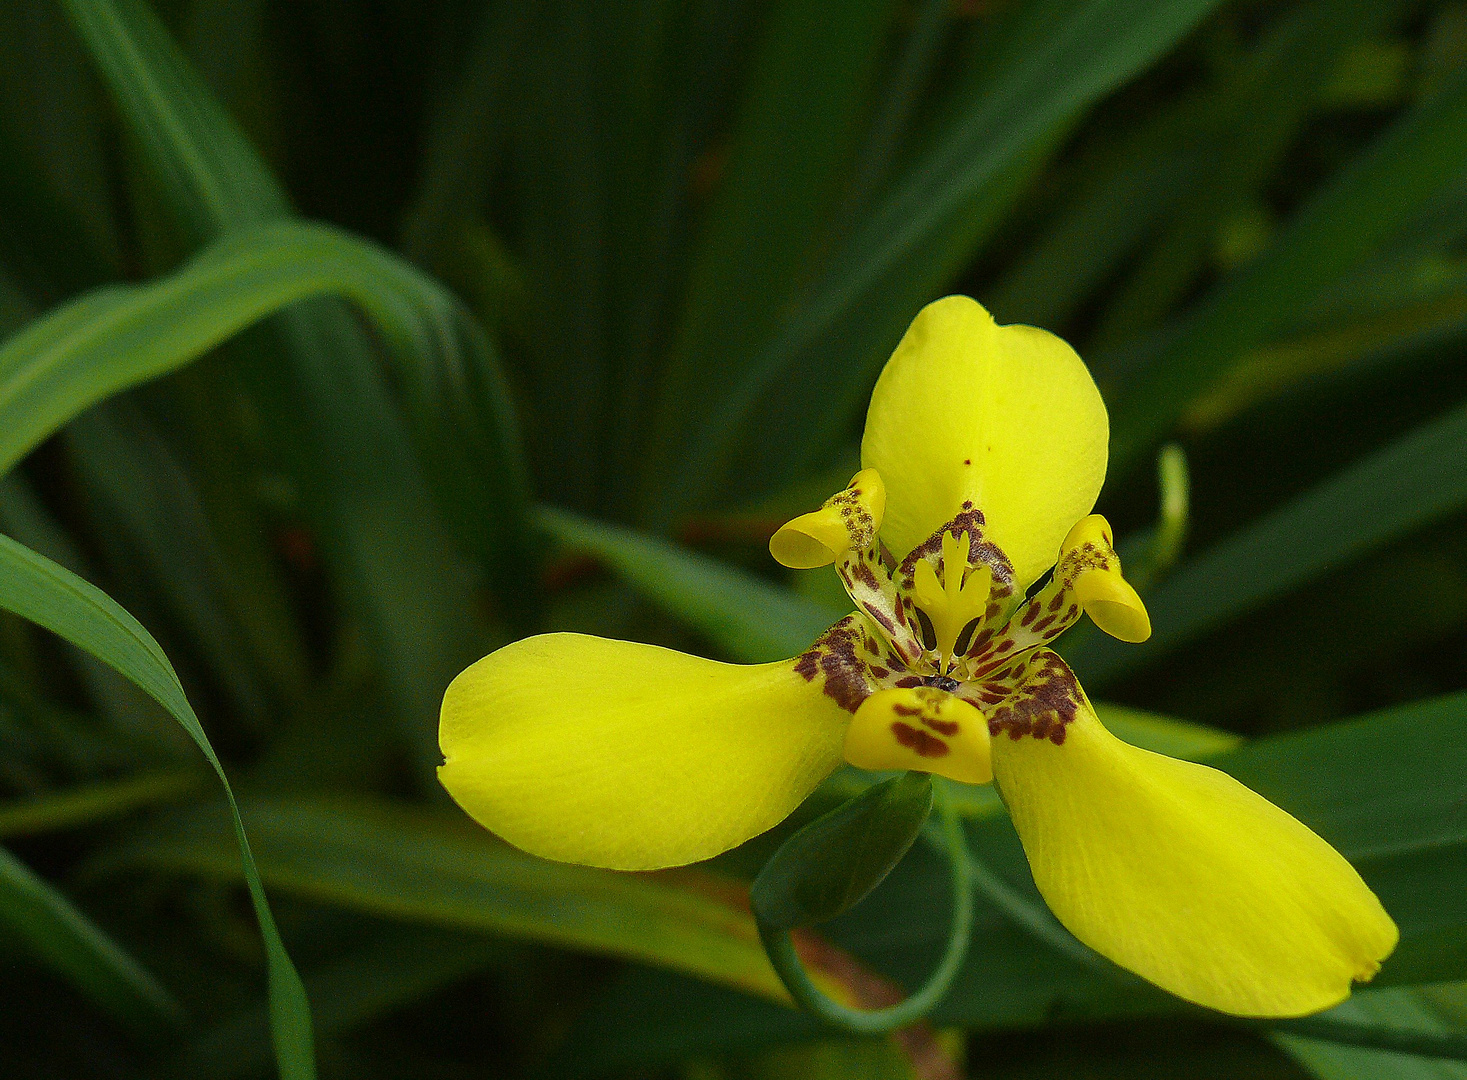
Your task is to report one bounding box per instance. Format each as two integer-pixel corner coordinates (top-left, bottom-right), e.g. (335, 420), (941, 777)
(861, 295), (1107, 590)
(1073, 568), (1151, 643)
(844, 686), (991, 784)
(439, 633), (850, 871)
(770, 468), (886, 569)
(1059, 514), (1151, 643)
(992, 679), (1397, 1017)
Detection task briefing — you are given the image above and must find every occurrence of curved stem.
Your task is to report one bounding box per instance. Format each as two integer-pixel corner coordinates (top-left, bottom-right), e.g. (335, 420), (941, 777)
(756, 781), (973, 1033)
(913, 785), (1108, 972)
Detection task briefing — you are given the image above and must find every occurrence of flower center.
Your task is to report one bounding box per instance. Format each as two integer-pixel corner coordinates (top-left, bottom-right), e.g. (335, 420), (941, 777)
(771, 469), (1152, 776)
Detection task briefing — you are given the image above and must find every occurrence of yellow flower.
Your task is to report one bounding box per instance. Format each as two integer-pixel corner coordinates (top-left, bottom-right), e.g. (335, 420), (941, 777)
(438, 296), (1397, 1018)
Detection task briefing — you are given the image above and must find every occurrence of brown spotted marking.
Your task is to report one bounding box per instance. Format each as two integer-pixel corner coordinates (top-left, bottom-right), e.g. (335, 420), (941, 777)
(825, 482), (879, 551)
(892, 721), (950, 757)
(896, 507), (1015, 594)
(987, 651), (1083, 745)
(794, 616), (876, 713)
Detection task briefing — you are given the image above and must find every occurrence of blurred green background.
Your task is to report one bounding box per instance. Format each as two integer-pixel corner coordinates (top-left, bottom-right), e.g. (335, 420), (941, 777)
(1, 0), (1466, 1076)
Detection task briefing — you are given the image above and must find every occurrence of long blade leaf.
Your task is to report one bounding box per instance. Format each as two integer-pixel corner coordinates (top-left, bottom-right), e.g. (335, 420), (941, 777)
(1106, 63), (1467, 473)
(0, 220), (529, 563)
(0, 841), (182, 1039)
(0, 532), (315, 1079)
(108, 794), (788, 1004)
(1071, 399), (1467, 686)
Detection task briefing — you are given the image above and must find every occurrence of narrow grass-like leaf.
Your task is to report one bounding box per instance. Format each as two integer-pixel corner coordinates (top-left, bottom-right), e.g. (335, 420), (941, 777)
(0, 473), (181, 751)
(0, 842), (181, 1039)
(1107, 64), (1467, 473)
(186, 925), (513, 1080)
(1182, 263), (1467, 431)
(538, 505), (839, 663)
(57, 0), (287, 241)
(109, 794), (788, 1004)
(0, 533), (314, 1079)
(650, 0), (1226, 519)
(642, 0), (898, 515)
(1277, 983), (1467, 1079)
(1071, 399), (1467, 686)
(67, 402), (274, 727)
(0, 770), (202, 837)
(58, 0), (526, 769)
(0, 220), (530, 572)
(1090, 0), (1392, 349)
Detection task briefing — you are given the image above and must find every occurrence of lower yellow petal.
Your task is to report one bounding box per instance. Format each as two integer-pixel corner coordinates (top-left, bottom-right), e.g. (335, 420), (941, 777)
(439, 633), (850, 871)
(992, 686), (1398, 1017)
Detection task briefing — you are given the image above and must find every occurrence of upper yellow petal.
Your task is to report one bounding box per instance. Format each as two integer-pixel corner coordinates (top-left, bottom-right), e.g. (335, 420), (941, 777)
(438, 633), (850, 871)
(861, 295), (1108, 590)
(992, 681), (1397, 1016)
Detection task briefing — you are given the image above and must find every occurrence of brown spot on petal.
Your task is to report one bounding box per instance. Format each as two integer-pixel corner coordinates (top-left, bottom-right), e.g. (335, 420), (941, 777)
(896, 507), (1015, 591)
(795, 616), (873, 714)
(987, 654), (1082, 745)
(892, 722), (950, 757)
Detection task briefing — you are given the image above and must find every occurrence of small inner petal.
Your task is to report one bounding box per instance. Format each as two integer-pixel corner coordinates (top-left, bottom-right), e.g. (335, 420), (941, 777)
(770, 469), (886, 569)
(844, 685), (991, 784)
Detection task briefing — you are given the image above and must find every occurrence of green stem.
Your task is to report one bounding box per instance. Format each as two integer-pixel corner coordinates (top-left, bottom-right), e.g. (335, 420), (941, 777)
(756, 782), (973, 1033)
(914, 784), (1107, 972)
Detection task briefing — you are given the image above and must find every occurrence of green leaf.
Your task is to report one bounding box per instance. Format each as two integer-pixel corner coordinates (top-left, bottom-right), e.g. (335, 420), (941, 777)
(1276, 983), (1467, 1079)
(107, 793), (791, 1004)
(752, 773), (933, 930)
(1181, 260), (1467, 432)
(1071, 399), (1467, 686)
(66, 401), (276, 727)
(650, 0), (1227, 520)
(0, 532), (315, 1080)
(1107, 62), (1467, 473)
(538, 505), (840, 663)
(56, 0), (288, 242)
(1089, 0), (1394, 350)
(0, 220), (530, 576)
(0, 769), (202, 837)
(186, 924), (513, 1080)
(641, 0), (898, 516)
(57, 0), (525, 772)
(0, 842), (181, 1039)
